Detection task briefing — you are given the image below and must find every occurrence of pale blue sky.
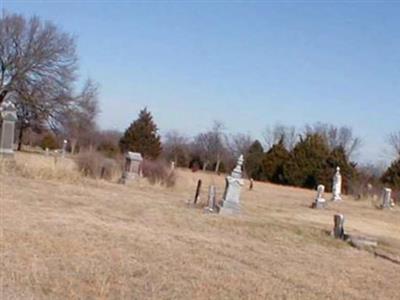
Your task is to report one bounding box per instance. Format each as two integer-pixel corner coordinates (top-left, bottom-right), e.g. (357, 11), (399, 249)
(3, 1), (400, 163)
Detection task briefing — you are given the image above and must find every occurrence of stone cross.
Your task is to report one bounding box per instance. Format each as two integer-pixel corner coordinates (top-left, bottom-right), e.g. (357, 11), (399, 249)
(0, 100), (18, 155)
(381, 188), (392, 209)
(312, 184), (326, 209)
(333, 214), (345, 240)
(331, 166), (342, 201)
(220, 155), (244, 214)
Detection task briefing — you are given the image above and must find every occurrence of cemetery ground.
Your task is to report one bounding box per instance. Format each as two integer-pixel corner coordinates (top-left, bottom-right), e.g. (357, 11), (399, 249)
(1, 153), (400, 300)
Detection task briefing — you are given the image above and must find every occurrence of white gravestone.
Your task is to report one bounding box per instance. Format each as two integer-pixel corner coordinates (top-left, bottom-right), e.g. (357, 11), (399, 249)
(220, 155), (244, 215)
(312, 184), (326, 209)
(331, 166), (342, 201)
(381, 188), (392, 209)
(61, 139), (68, 158)
(0, 100), (18, 155)
(204, 185), (216, 213)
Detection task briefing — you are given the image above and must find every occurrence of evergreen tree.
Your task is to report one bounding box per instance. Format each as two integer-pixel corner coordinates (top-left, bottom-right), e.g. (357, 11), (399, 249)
(244, 140), (264, 180)
(381, 158), (400, 189)
(262, 138), (290, 184)
(283, 134), (330, 189)
(119, 108), (162, 159)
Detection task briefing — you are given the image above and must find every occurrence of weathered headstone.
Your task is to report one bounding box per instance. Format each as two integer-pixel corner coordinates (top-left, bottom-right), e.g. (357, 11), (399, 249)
(249, 178), (254, 191)
(61, 139), (68, 158)
(119, 152), (143, 183)
(194, 179), (202, 204)
(381, 187), (392, 209)
(367, 183), (373, 199)
(45, 147), (50, 157)
(220, 155), (244, 215)
(204, 185), (216, 212)
(331, 166), (342, 201)
(170, 161), (175, 171)
(332, 214), (345, 240)
(0, 100), (18, 155)
(312, 184), (326, 209)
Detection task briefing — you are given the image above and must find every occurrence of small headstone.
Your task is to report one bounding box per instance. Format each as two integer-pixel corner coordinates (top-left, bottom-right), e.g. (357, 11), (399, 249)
(45, 148), (50, 157)
(204, 185), (216, 213)
(381, 188), (392, 209)
(61, 139), (68, 158)
(331, 166), (342, 201)
(312, 184), (326, 209)
(194, 179), (202, 204)
(170, 161), (175, 171)
(332, 214), (345, 240)
(0, 100), (18, 155)
(220, 155), (244, 215)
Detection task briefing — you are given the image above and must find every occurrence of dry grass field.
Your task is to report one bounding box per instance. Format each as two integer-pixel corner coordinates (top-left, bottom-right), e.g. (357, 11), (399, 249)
(1, 152), (400, 299)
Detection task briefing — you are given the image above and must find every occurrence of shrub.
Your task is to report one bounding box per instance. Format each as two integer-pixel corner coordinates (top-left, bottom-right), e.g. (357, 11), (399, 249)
(381, 158), (400, 190)
(283, 134), (330, 189)
(119, 108), (162, 159)
(40, 134), (59, 150)
(262, 139), (290, 184)
(142, 159), (176, 187)
(245, 140), (264, 180)
(75, 151), (120, 180)
(97, 141), (120, 158)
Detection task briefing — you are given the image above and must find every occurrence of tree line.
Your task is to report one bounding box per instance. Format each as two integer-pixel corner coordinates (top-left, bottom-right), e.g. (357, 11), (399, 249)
(1, 11), (399, 193)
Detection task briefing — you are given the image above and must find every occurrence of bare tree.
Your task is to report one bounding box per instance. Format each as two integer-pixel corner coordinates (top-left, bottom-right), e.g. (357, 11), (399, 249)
(192, 121), (227, 172)
(227, 133), (253, 157)
(61, 80), (100, 154)
(388, 131), (400, 157)
(163, 130), (190, 166)
(263, 124), (297, 151)
(304, 123), (361, 158)
(0, 12), (78, 148)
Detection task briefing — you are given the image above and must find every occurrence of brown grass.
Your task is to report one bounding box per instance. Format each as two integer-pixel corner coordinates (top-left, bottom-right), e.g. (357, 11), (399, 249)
(1, 152), (400, 299)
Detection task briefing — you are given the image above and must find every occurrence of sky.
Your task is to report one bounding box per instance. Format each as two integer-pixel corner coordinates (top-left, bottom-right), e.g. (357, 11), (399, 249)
(3, 0), (400, 164)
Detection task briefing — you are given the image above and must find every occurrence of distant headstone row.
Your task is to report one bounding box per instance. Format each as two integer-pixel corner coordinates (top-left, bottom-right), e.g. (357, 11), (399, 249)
(188, 155), (245, 215)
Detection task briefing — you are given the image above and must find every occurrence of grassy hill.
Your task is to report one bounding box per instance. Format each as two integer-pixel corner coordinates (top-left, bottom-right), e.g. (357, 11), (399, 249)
(1, 153), (400, 299)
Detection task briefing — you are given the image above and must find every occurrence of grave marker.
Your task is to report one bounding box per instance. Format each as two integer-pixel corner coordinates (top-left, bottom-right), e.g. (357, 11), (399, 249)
(220, 155), (244, 214)
(0, 100), (17, 155)
(331, 166), (342, 201)
(333, 214), (345, 240)
(312, 184), (326, 209)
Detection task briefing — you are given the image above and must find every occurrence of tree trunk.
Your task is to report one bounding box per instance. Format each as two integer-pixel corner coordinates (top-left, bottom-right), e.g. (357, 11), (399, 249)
(70, 139), (77, 155)
(17, 126), (25, 151)
(215, 159), (221, 173)
(0, 90), (8, 104)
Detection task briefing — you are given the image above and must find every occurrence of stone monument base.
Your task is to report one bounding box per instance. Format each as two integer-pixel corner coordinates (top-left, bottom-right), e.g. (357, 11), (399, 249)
(312, 199), (326, 209)
(219, 201), (240, 215)
(331, 196), (342, 202)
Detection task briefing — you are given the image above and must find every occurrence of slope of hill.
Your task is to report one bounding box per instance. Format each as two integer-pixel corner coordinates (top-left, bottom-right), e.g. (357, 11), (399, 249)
(1, 153), (399, 299)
